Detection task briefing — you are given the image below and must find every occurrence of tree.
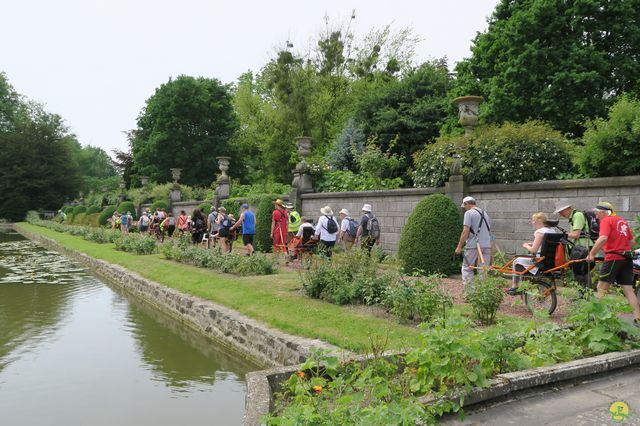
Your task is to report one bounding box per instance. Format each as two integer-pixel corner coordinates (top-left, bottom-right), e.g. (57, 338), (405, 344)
(353, 60), (453, 179)
(131, 75), (238, 186)
(455, 0), (640, 136)
(0, 103), (81, 220)
(326, 118), (365, 171)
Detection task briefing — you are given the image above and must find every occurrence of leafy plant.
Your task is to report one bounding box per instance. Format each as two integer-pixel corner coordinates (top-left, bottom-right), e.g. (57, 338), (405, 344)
(98, 205), (116, 226)
(114, 234), (157, 255)
(254, 195), (275, 253)
(384, 275), (453, 323)
(116, 201), (137, 219)
(466, 274), (505, 325)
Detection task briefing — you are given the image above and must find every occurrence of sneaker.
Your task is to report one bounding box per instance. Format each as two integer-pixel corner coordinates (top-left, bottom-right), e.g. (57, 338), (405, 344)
(505, 287), (520, 296)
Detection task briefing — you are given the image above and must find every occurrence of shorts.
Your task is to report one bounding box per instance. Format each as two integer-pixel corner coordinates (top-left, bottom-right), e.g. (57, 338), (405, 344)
(242, 234), (254, 245)
(600, 259), (634, 285)
(218, 227), (230, 238)
(139, 225), (148, 232)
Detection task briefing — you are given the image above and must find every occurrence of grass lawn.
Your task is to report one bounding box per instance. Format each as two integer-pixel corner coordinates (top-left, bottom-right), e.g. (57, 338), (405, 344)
(17, 223), (538, 353)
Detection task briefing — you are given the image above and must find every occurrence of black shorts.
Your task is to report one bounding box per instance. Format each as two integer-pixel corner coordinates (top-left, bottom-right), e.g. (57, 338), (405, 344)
(242, 234), (254, 245)
(600, 259), (634, 285)
(218, 227), (230, 238)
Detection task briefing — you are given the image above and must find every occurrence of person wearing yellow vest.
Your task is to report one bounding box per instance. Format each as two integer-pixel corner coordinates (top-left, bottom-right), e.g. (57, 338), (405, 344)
(286, 203), (301, 242)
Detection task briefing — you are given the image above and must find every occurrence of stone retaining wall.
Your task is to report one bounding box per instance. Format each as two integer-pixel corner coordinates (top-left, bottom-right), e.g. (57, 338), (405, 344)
(16, 225), (342, 368)
(300, 176), (640, 254)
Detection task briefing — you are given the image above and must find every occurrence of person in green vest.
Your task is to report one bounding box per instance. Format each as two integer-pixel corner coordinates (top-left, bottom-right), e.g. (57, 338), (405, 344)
(554, 201), (593, 290)
(286, 203), (301, 243)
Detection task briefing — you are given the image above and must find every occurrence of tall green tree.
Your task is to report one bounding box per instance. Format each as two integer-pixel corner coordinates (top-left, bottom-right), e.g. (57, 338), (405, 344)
(455, 0), (640, 136)
(131, 75), (238, 186)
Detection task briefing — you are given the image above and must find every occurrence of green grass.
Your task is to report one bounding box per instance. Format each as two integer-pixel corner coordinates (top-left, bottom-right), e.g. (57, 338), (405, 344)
(18, 223), (425, 352)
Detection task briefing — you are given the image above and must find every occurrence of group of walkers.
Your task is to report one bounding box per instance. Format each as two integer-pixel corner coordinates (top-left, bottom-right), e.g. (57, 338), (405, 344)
(270, 199), (381, 259)
(455, 196), (640, 326)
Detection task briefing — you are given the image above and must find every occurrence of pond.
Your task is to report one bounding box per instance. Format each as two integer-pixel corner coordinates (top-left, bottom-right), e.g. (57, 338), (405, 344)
(0, 229), (259, 426)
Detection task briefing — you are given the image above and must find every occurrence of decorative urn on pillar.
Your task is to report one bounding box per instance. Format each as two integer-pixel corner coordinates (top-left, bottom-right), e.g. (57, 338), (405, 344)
(452, 96), (483, 135)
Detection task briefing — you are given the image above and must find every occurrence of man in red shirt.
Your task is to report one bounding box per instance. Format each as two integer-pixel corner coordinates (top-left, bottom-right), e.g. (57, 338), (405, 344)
(587, 203), (640, 325)
(270, 199), (289, 253)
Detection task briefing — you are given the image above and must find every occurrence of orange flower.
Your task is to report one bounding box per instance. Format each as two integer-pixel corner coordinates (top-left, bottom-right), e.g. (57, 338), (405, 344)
(312, 386), (323, 394)
(296, 371), (305, 378)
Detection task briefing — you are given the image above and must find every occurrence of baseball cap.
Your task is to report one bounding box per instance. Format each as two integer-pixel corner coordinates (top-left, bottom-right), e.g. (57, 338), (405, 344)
(460, 196), (475, 207)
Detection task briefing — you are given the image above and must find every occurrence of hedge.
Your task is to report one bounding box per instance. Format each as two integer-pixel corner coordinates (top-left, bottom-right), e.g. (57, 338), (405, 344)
(86, 205), (101, 215)
(254, 195), (276, 253)
(221, 198), (243, 218)
(73, 212), (86, 225)
(116, 201), (137, 219)
(150, 200), (168, 212)
(198, 202), (214, 214)
(98, 205), (117, 226)
(398, 194), (461, 275)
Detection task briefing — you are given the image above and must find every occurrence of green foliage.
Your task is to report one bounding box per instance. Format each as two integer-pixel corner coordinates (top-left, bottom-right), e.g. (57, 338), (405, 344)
(160, 237), (277, 275)
(579, 96), (640, 177)
(85, 205), (101, 215)
(0, 73), (82, 220)
(198, 202), (213, 214)
(315, 170), (402, 193)
(398, 194), (461, 275)
(84, 213), (101, 228)
(116, 201), (137, 219)
(72, 205), (86, 216)
(131, 75), (238, 186)
(326, 118), (365, 171)
(98, 205), (116, 226)
(114, 234), (158, 255)
(229, 182), (291, 199)
(466, 275), (505, 325)
(150, 200), (168, 212)
(384, 275), (453, 323)
(220, 198), (243, 218)
(62, 206), (75, 214)
(301, 251), (398, 306)
(72, 212), (86, 225)
(454, 0), (640, 137)
(414, 121), (572, 186)
(254, 195), (275, 253)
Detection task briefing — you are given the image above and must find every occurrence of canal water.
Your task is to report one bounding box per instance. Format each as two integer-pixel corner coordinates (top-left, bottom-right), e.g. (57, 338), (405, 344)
(0, 229), (259, 426)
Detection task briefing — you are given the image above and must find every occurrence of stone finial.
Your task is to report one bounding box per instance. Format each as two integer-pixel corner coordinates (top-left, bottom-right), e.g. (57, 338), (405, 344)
(453, 96), (483, 135)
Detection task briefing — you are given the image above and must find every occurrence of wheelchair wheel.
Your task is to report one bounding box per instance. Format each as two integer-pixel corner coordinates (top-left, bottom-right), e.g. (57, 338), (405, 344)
(523, 279), (557, 315)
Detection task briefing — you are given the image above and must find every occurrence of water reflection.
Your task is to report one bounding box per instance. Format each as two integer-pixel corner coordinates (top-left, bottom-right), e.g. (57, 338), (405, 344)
(0, 230), (258, 425)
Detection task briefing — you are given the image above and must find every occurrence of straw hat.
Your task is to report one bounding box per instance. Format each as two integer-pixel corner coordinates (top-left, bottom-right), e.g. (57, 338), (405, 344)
(339, 208), (350, 216)
(320, 206), (334, 216)
(553, 201), (572, 214)
(273, 199), (284, 207)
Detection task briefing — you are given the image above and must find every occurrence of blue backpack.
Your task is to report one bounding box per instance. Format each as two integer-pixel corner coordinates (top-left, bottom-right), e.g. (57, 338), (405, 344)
(347, 219), (358, 238)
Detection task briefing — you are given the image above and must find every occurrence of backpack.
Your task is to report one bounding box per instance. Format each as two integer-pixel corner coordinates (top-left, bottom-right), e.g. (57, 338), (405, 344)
(366, 214), (381, 240)
(194, 217), (205, 231)
(120, 215), (128, 225)
(346, 219), (358, 238)
(571, 210), (599, 241)
(221, 215), (234, 229)
(325, 215), (338, 234)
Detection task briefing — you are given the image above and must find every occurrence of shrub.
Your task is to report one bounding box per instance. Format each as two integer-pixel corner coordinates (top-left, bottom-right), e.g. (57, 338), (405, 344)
(384, 275), (453, 323)
(85, 205), (101, 215)
(84, 227), (120, 244)
(198, 202), (213, 214)
(72, 205), (87, 216)
(63, 206), (75, 214)
(114, 234), (157, 255)
(466, 274), (505, 325)
(221, 198), (243, 218)
(580, 96), (640, 177)
(413, 121), (572, 186)
(98, 205), (117, 226)
(315, 170), (403, 193)
(73, 212), (87, 225)
(116, 201), (137, 219)
(254, 195), (275, 253)
(398, 194), (461, 275)
(150, 200), (168, 212)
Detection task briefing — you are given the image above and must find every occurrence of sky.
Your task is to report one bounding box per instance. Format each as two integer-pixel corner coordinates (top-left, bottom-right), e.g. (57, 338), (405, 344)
(1, 0), (499, 155)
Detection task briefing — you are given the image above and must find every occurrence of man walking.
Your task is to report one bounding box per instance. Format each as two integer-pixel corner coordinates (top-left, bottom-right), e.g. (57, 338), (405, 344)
(286, 203), (301, 242)
(455, 196), (492, 293)
(230, 204), (255, 256)
(315, 206), (338, 258)
(356, 204), (381, 254)
(587, 203), (640, 326)
(554, 201), (593, 289)
(207, 206), (218, 248)
(338, 208), (357, 251)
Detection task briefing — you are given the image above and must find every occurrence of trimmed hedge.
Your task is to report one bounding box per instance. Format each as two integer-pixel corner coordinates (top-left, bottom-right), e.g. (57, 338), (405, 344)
(116, 201), (137, 219)
(85, 213), (101, 227)
(198, 202), (213, 214)
(73, 212), (86, 225)
(398, 194), (461, 275)
(254, 195), (275, 253)
(221, 198), (243, 218)
(63, 206), (74, 214)
(72, 205), (87, 216)
(99, 205), (117, 226)
(86, 205), (101, 215)
(150, 200), (168, 212)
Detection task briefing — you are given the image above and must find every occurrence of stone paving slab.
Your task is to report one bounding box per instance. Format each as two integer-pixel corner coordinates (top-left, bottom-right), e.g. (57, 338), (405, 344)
(442, 365), (640, 425)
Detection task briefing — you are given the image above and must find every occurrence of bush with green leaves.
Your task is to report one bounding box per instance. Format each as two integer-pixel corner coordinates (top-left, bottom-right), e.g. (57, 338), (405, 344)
(72, 205), (87, 217)
(398, 194), (461, 275)
(254, 195), (275, 253)
(116, 201), (137, 219)
(160, 237), (277, 275)
(466, 274), (505, 325)
(221, 198), (243, 218)
(85, 213), (101, 227)
(114, 234), (157, 255)
(384, 275), (453, 323)
(84, 227), (120, 244)
(301, 251), (397, 306)
(98, 205), (117, 226)
(85, 205), (101, 215)
(198, 202), (213, 214)
(150, 200), (168, 212)
(413, 121), (572, 187)
(315, 170), (403, 193)
(580, 96), (640, 178)
(72, 212), (86, 225)
(63, 206), (75, 214)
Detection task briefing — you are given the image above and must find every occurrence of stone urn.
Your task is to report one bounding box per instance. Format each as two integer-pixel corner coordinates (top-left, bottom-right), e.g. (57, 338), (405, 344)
(216, 156), (231, 183)
(119, 181), (126, 190)
(453, 96), (483, 135)
(140, 176), (149, 187)
(296, 136), (312, 159)
(170, 168), (182, 184)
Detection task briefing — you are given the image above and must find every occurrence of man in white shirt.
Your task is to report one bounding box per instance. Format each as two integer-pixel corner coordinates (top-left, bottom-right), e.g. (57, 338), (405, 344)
(315, 206), (338, 258)
(338, 208), (356, 251)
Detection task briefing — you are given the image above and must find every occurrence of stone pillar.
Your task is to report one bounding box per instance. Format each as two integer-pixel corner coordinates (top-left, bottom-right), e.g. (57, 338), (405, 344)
(293, 136), (313, 193)
(169, 168), (182, 207)
(140, 176), (149, 187)
(445, 155), (468, 210)
(452, 96), (483, 136)
(213, 156), (231, 207)
(117, 181), (126, 204)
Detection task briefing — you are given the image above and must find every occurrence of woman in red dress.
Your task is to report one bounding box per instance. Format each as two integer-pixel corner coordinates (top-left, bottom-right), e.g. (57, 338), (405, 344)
(271, 199), (289, 253)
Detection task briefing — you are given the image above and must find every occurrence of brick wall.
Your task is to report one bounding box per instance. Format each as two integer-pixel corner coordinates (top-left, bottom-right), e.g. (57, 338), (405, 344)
(300, 176), (640, 255)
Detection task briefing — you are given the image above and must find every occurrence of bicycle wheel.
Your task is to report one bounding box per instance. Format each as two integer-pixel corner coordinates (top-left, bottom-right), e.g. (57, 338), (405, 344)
(523, 279), (557, 315)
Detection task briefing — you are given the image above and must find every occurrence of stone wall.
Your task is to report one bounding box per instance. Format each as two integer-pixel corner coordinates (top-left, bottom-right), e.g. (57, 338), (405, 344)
(140, 200), (203, 218)
(300, 176), (640, 254)
(16, 225), (342, 368)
